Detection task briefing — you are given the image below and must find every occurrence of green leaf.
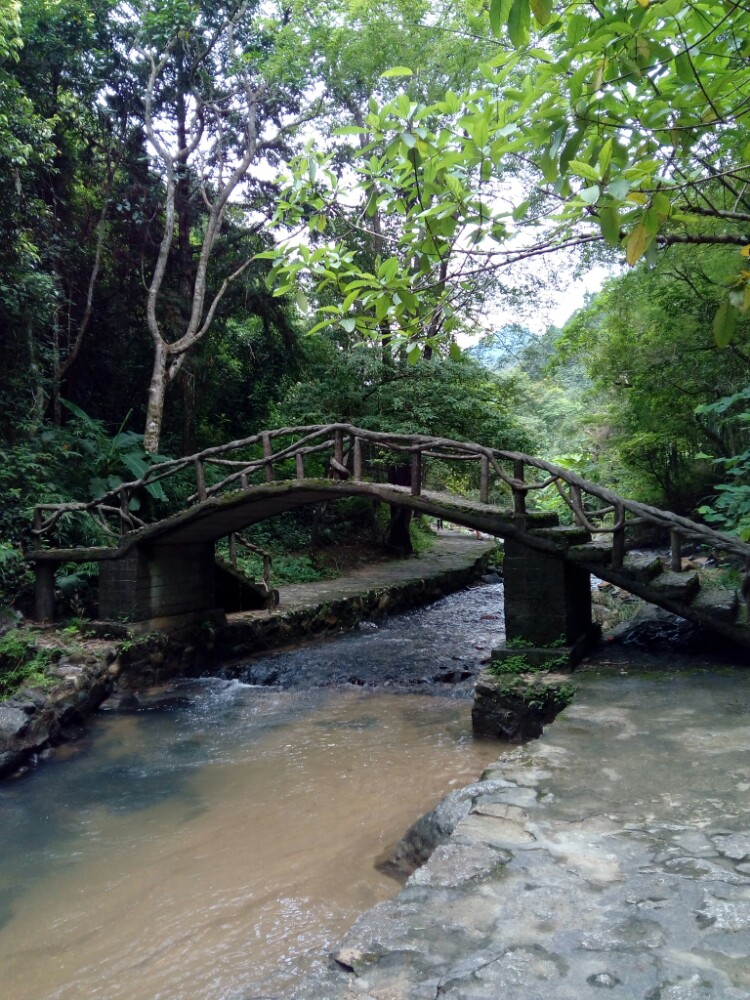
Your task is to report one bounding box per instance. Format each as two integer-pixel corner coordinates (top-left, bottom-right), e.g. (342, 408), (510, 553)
(566, 13), (588, 46)
(607, 177), (631, 201)
(340, 317), (357, 333)
(378, 257), (401, 282)
(529, 0), (553, 26)
(713, 299), (736, 348)
(598, 138), (613, 175)
(449, 341), (462, 361)
(625, 221), (650, 266)
(568, 159), (600, 182)
(598, 206), (621, 246)
(60, 399), (98, 430)
(381, 66), (413, 78)
(652, 192), (671, 217)
(490, 0), (513, 36)
(375, 295), (391, 321)
(508, 0), (531, 47)
(307, 317), (338, 335)
(579, 185), (600, 204)
(342, 289), (360, 312)
(538, 151), (558, 183)
(559, 130), (585, 171)
(674, 52), (693, 85)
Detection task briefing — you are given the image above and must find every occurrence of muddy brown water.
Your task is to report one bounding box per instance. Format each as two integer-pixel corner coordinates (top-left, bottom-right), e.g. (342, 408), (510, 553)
(0, 588), (507, 999)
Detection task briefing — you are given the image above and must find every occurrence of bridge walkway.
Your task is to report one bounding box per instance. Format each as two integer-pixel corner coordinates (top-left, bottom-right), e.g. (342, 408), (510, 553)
(27, 424), (750, 651)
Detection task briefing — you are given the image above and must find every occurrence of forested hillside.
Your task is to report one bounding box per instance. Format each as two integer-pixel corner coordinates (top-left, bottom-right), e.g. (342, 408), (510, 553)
(2, 0), (749, 613)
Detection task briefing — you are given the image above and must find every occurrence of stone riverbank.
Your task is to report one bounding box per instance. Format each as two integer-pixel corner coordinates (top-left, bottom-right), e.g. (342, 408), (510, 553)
(294, 652), (750, 1000)
(0, 535), (495, 778)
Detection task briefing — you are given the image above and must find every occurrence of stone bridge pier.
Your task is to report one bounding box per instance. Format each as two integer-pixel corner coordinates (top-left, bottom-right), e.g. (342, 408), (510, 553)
(502, 532), (594, 651)
(98, 543), (217, 626)
(93, 524), (595, 657)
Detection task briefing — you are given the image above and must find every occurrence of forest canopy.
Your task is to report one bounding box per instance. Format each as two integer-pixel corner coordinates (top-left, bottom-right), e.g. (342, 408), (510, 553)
(1, 0), (750, 611)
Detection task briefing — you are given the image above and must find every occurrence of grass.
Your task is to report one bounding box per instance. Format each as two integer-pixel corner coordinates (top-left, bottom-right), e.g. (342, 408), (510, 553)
(485, 647), (576, 715)
(0, 629), (58, 700)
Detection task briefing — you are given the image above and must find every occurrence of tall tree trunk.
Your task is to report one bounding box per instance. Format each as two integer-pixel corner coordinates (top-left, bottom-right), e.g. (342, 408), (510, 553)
(144, 342), (169, 454)
(385, 462), (413, 555)
(181, 365), (196, 455)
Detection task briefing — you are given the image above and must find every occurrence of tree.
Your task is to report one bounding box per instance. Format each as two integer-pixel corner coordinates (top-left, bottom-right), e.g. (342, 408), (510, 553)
(0, 0), (56, 438)
(270, 332), (535, 551)
(135, 0), (331, 452)
(554, 244), (750, 510)
(262, 0), (750, 352)
(0, 0), (150, 437)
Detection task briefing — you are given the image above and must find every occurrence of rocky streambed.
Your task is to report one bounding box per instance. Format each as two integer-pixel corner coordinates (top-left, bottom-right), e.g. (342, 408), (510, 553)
(0, 536), (496, 779)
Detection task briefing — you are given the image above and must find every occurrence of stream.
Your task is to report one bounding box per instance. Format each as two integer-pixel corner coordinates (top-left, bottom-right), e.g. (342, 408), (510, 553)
(0, 583), (507, 1000)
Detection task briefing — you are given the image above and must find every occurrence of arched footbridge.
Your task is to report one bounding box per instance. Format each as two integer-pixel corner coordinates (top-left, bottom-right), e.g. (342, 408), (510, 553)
(31, 424), (750, 651)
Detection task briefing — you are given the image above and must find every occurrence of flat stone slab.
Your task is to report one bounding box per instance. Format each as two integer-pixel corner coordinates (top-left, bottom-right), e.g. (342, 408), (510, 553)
(567, 542), (612, 564)
(691, 586), (739, 622)
(621, 552), (663, 582)
(529, 524), (591, 547)
(293, 666), (750, 999)
(647, 569), (700, 602)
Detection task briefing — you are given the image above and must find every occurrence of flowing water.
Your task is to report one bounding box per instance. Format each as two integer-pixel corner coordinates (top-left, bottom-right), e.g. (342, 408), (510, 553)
(0, 585), (506, 999)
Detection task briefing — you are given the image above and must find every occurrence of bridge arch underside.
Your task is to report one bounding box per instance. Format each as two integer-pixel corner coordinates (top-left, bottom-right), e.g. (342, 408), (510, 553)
(93, 480), (594, 646)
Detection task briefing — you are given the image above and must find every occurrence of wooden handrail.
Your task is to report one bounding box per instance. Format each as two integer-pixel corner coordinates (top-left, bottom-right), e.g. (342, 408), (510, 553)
(29, 423), (750, 568)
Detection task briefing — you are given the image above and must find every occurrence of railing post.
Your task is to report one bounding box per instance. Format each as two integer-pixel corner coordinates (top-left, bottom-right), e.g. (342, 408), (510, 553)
(33, 508), (42, 550)
(295, 452), (305, 480)
(334, 428), (345, 480)
(512, 460), (526, 521)
(34, 561), (56, 622)
(480, 456), (490, 504)
(353, 436), (363, 480)
(240, 472), (249, 490)
(670, 529), (683, 572)
(229, 533), (237, 569)
(262, 433), (274, 483)
(119, 489), (130, 535)
(195, 459), (207, 501)
(411, 450), (422, 496)
(612, 504), (625, 569)
(570, 483), (583, 524)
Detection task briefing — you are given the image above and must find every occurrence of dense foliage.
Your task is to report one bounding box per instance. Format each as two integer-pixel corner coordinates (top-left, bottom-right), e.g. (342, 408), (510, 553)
(1, 0), (749, 612)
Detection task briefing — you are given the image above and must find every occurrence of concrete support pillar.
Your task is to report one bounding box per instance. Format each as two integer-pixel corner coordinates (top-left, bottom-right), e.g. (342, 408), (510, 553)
(33, 561), (57, 621)
(503, 536), (592, 647)
(99, 543), (216, 623)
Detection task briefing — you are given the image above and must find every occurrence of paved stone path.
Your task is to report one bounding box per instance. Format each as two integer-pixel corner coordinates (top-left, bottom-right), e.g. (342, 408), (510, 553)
(230, 533), (497, 617)
(293, 659), (750, 999)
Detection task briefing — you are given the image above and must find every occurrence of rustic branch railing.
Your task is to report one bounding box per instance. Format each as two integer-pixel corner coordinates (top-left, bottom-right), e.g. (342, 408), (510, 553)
(227, 533), (273, 592)
(30, 423), (750, 574)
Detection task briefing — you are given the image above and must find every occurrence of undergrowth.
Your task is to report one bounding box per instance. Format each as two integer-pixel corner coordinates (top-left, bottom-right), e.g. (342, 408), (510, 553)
(486, 646), (576, 714)
(0, 629), (58, 699)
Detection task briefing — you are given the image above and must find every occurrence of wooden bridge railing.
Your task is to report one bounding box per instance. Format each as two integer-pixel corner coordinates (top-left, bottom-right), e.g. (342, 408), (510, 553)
(30, 424), (750, 579)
